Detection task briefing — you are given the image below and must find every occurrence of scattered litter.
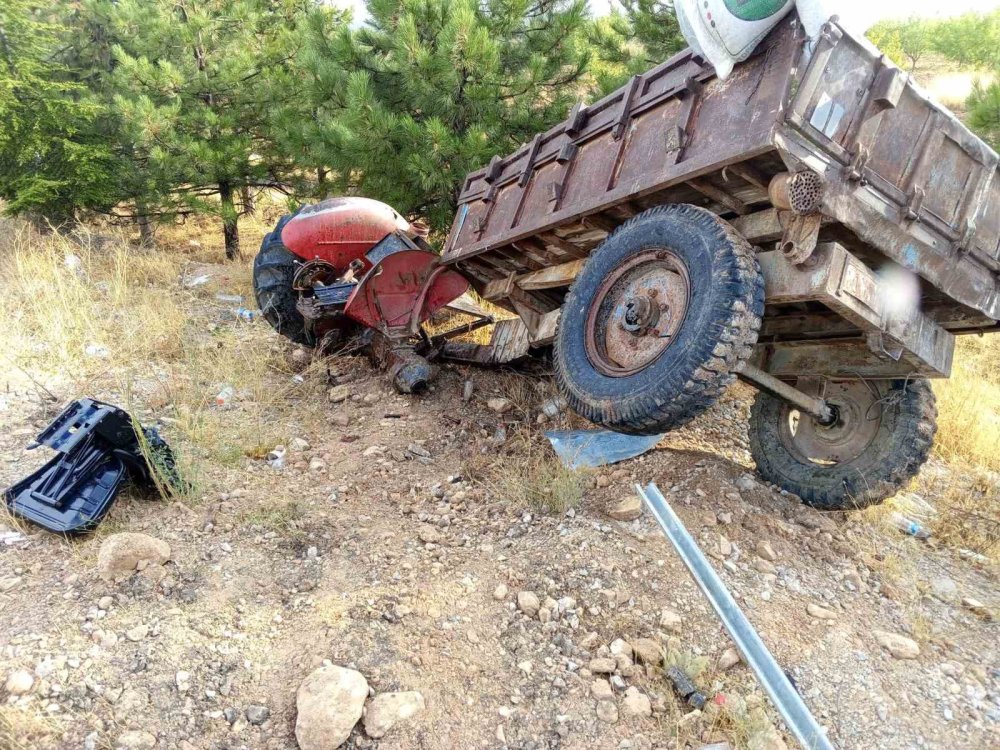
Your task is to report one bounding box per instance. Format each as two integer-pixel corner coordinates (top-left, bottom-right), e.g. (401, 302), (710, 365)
(666, 666), (707, 710)
(3, 399), (180, 534)
(233, 307), (257, 322)
(545, 429), (663, 469)
(959, 549), (989, 565)
(636, 482), (835, 750)
(215, 385), (235, 407)
(184, 274), (210, 288)
(267, 446), (286, 470)
(84, 343), (109, 358)
(215, 293), (244, 304)
(0, 530), (28, 545)
(887, 512), (930, 539)
(462, 379), (474, 402)
(64, 253), (85, 278)
(291, 374), (305, 383)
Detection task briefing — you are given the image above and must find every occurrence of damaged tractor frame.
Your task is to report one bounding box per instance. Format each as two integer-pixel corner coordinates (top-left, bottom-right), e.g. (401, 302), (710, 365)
(255, 15), (998, 510)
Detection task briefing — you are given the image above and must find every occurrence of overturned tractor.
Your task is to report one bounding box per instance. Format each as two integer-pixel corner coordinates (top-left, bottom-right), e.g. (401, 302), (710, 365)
(254, 15), (1000, 511)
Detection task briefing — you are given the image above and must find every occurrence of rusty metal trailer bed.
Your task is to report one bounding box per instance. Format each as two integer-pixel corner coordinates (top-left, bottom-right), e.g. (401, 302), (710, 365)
(435, 14), (999, 510)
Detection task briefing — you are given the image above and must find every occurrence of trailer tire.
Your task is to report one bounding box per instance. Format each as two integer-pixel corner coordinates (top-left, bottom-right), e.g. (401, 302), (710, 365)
(748, 379), (937, 510)
(554, 204), (763, 435)
(252, 214), (311, 346)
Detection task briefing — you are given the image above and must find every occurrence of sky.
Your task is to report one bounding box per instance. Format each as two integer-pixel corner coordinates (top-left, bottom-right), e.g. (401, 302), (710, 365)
(331, 0), (1000, 26)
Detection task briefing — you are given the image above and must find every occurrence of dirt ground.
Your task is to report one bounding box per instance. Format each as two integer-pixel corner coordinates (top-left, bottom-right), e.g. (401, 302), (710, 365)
(1, 263), (997, 750)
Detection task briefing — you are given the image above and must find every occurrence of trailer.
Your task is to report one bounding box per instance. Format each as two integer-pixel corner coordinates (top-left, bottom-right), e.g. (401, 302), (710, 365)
(254, 14), (999, 511)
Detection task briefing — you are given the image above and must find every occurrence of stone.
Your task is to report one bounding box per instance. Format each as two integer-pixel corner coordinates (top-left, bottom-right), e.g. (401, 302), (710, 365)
(493, 583), (508, 600)
(718, 647), (741, 671)
(806, 603), (837, 620)
(718, 536), (732, 557)
(747, 726), (788, 750)
(97, 533), (170, 582)
(487, 398), (512, 414)
(126, 624), (149, 642)
(755, 541), (778, 562)
(796, 512), (838, 533)
(116, 731), (157, 750)
(874, 631), (920, 660)
(588, 658), (616, 674)
(659, 609), (682, 632)
(289, 437), (311, 452)
(631, 638), (664, 666)
(98, 595), (114, 610)
(596, 699), (619, 723)
(328, 385), (351, 403)
(295, 665), (369, 750)
(246, 704), (270, 725)
(417, 525), (442, 544)
(735, 475), (757, 492)
(591, 679), (614, 700)
(606, 496), (642, 522)
(962, 597), (990, 618)
(363, 691), (425, 738)
(622, 686), (652, 717)
(5, 669), (34, 695)
(609, 639), (633, 658)
(517, 591), (540, 617)
(753, 559), (776, 575)
(309, 457), (327, 471)
(930, 576), (958, 602)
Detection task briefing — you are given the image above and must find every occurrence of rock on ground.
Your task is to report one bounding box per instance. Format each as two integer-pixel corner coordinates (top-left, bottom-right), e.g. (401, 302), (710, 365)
(517, 590), (540, 617)
(295, 665), (369, 750)
(97, 533), (170, 581)
(363, 691), (425, 738)
(622, 686), (652, 717)
(874, 631), (921, 660)
(605, 495), (642, 521)
(116, 731), (157, 750)
(5, 669), (34, 695)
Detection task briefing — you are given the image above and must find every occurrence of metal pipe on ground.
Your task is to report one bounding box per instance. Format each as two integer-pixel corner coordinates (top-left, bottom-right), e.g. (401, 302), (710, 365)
(635, 482), (836, 750)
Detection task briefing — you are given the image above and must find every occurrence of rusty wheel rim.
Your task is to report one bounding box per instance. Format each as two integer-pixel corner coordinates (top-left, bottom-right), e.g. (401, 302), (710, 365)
(779, 381), (883, 465)
(584, 248), (690, 377)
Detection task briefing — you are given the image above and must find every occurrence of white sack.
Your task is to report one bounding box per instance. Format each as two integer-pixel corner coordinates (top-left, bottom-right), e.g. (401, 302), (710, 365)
(677, 0), (875, 80)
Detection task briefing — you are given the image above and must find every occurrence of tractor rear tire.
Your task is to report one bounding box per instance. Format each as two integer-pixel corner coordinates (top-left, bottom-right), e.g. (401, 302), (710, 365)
(554, 204), (763, 435)
(747, 379), (937, 510)
(253, 214), (311, 346)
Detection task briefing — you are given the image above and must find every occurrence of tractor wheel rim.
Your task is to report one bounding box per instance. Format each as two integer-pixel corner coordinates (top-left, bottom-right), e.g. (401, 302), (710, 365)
(584, 248), (690, 377)
(779, 381), (884, 465)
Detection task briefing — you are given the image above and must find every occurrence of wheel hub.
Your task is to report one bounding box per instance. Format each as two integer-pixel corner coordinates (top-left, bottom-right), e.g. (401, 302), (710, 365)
(584, 249), (690, 377)
(781, 381), (883, 465)
(619, 294), (660, 332)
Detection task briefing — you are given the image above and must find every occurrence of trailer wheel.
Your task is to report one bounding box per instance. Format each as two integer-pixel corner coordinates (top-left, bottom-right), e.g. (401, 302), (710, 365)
(748, 379), (937, 510)
(252, 214), (311, 346)
(554, 204), (763, 435)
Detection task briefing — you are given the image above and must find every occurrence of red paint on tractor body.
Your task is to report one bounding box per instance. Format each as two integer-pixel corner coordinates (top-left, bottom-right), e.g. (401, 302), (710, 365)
(281, 196), (412, 273)
(345, 249), (469, 330)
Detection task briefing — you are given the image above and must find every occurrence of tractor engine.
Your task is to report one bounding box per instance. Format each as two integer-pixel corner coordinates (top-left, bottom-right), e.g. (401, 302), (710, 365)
(252, 197), (470, 393)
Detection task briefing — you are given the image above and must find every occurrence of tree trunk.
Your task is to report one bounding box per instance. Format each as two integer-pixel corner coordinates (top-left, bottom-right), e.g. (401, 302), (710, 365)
(219, 182), (241, 260)
(317, 167), (327, 194)
(136, 202), (155, 248)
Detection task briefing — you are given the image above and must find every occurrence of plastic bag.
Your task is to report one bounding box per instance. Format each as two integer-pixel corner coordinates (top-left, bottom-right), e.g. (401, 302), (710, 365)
(545, 429), (664, 470)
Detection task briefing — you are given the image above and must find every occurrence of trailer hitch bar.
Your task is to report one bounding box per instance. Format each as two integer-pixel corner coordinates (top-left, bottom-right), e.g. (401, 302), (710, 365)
(737, 363), (835, 425)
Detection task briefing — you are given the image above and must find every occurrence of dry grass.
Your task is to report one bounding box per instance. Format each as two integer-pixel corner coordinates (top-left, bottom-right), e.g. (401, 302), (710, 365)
(925, 335), (1000, 558)
(0, 209), (329, 503)
(471, 426), (591, 515)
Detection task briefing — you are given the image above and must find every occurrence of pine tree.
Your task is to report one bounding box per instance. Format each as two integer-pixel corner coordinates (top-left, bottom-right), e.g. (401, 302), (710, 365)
(924, 11), (1000, 149)
(0, 1), (128, 227)
(587, 0), (686, 96)
(105, 0), (309, 258)
(291, 0), (592, 233)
